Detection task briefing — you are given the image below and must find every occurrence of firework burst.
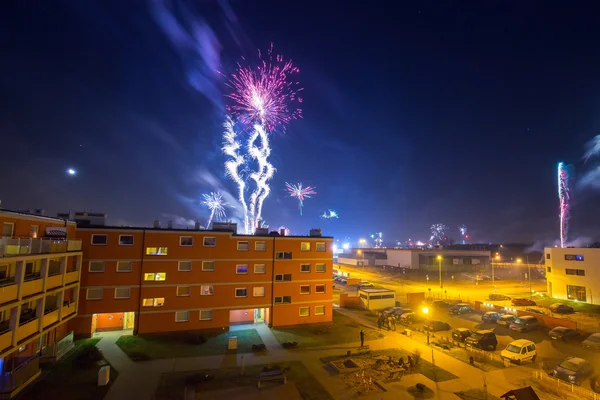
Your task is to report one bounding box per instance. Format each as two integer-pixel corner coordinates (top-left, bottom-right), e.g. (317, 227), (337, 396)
(558, 162), (570, 248)
(202, 192), (230, 228)
(430, 223), (448, 242)
(320, 209), (339, 219)
(371, 232), (383, 248)
(285, 182), (316, 215)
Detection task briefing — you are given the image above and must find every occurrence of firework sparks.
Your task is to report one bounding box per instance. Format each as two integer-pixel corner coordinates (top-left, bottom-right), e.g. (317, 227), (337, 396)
(278, 226), (291, 236)
(320, 209), (339, 219)
(430, 224), (448, 242)
(285, 182), (316, 215)
(221, 45), (302, 233)
(202, 192), (230, 228)
(371, 232), (383, 248)
(558, 162), (570, 248)
(459, 225), (467, 244)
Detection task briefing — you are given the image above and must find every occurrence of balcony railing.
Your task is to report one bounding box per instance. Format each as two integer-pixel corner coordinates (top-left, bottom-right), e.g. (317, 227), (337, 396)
(61, 301), (77, 318)
(0, 328), (11, 353)
(42, 309), (59, 328)
(0, 281), (18, 305)
(0, 356), (40, 396)
(16, 318), (38, 342)
(0, 238), (82, 257)
(41, 332), (74, 362)
(64, 270), (79, 285)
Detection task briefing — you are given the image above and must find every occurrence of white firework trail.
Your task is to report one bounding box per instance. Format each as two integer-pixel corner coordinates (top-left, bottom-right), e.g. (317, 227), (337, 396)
(222, 117), (249, 233)
(202, 192), (229, 228)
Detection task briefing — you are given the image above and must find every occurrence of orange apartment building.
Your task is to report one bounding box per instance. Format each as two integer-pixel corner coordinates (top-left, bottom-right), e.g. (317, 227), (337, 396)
(71, 222), (334, 337)
(0, 210), (82, 398)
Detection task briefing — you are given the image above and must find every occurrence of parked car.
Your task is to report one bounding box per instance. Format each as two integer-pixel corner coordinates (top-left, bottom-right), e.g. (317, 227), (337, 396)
(582, 333), (600, 351)
(549, 303), (575, 314)
(423, 320), (451, 332)
(399, 312), (423, 326)
(465, 330), (498, 351)
(448, 303), (472, 315)
(489, 293), (511, 301)
(358, 281), (374, 288)
(452, 328), (472, 342)
(549, 326), (580, 342)
(525, 308), (545, 315)
(552, 357), (594, 385)
(509, 316), (540, 333)
(511, 298), (537, 306)
(481, 311), (502, 323)
(496, 314), (516, 327)
(390, 307), (413, 318)
(591, 374), (600, 393)
(431, 300), (451, 309)
(501, 339), (537, 364)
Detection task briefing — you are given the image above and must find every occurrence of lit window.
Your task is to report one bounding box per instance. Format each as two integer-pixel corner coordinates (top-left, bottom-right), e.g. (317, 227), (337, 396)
(202, 261), (215, 271)
(179, 236), (193, 246)
(565, 254), (584, 261)
(200, 310), (213, 320)
(144, 272), (166, 281)
(299, 307), (310, 317)
(201, 285), (214, 296)
(91, 235), (107, 245)
(316, 242), (326, 252)
(316, 263), (326, 273)
(255, 241), (267, 251)
(235, 288), (248, 298)
(300, 264), (311, 273)
(89, 261), (105, 273)
(236, 265), (248, 274)
(146, 247), (167, 256)
(115, 288), (130, 299)
(237, 241), (249, 251)
(178, 261), (192, 272)
(177, 286), (191, 297)
(143, 298), (161, 307)
(175, 311), (189, 322)
(315, 305), (325, 315)
(315, 284), (326, 294)
(276, 252), (292, 259)
(300, 285), (310, 294)
(116, 261), (132, 272)
(253, 287), (265, 297)
(275, 296), (292, 304)
(86, 288), (103, 300)
(203, 237), (216, 247)
(254, 264), (266, 274)
(301, 242), (311, 251)
(119, 235), (134, 246)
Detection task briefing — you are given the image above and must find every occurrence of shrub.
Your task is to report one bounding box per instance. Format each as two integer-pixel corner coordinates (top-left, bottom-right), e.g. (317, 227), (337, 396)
(185, 335), (207, 345)
(412, 349), (421, 366)
(282, 341), (298, 349)
(74, 345), (102, 367)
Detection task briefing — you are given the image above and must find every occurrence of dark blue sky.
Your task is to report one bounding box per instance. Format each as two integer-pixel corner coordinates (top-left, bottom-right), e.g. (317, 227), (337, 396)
(2, 1), (600, 245)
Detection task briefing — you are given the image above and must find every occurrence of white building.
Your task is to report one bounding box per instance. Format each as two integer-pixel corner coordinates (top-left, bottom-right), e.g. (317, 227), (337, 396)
(545, 247), (600, 304)
(358, 288), (396, 310)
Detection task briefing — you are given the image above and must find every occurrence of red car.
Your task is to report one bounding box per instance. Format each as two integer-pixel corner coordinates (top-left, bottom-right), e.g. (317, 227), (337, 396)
(511, 298), (537, 306)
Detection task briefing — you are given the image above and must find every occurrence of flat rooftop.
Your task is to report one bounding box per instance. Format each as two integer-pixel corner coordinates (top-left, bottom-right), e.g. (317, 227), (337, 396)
(358, 288), (395, 293)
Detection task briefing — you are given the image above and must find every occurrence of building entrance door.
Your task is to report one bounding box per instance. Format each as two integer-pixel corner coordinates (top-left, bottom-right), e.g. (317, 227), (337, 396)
(254, 308), (265, 323)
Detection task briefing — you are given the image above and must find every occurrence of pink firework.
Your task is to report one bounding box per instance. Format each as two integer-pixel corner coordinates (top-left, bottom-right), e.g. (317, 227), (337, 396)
(285, 182), (316, 215)
(222, 44), (303, 132)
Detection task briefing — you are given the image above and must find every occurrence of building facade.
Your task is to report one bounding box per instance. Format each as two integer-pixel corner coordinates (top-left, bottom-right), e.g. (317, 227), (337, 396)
(0, 210), (82, 397)
(70, 224), (334, 337)
(545, 247), (600, 304)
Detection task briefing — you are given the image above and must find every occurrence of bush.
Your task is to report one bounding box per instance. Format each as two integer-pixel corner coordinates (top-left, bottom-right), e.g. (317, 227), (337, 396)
(282, 341), (299, 349)
(74, 345), (102, 367)
(185, 335), (207, 345)
(252, 344), (266, 352)
(412, 349), (421, 366)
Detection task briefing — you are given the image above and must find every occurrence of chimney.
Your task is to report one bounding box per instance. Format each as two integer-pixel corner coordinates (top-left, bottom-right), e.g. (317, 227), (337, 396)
(310, 228), (322, 237)
(167, 221), (173, 229)
(280, 228), (286, 236)
(153, 220), (160, 228)
(195, 221), (201, 230)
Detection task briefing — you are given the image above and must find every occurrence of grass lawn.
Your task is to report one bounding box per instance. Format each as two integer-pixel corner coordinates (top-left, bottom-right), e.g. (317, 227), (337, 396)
(535, 296), (600, 314)
(271, 310), (384, 348)
(320, 348), (457, 382)
(116, 329), (263, 360)
(154, 360), (332, 400)
(20, 338), (118, 400)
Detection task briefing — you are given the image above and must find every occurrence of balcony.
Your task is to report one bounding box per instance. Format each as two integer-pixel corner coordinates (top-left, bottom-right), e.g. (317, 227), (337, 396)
(0, 279), (18, 305)
(42, 309), (59, 328)
(0, 323), (11, 352)
(0, 356), (41, 398)
(41, 332), (74, 363)
(0, 238), (82, 258)
(21, 276), (43, 298)
(17, 318), (39, 342)
(64, 270), (79, 285)
(61, 301), (77, 318)
(46, 274), (63, 290)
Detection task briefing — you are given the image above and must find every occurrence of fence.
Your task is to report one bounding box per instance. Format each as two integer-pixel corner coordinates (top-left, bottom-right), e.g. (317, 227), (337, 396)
(533, 370), (600, 399)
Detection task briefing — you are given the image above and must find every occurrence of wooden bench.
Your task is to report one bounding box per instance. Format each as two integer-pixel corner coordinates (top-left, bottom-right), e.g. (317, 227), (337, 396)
(257, 370), (287, 388)
(386, 367), (405, 381)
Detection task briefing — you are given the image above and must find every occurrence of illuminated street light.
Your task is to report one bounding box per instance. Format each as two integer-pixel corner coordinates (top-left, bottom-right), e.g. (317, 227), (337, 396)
(437, 255), (443, 289)
(516, 258), (522, 263)
(422, 307), (429, 314)
(359, 238), (366, 248)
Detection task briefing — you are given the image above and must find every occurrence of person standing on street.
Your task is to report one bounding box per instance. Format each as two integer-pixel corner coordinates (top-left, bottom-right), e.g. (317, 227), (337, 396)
(360, 329), (365, 347)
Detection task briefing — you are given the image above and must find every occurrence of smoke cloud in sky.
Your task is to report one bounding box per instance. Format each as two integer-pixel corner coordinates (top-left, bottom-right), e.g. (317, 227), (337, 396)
(579, 135), (600, 190)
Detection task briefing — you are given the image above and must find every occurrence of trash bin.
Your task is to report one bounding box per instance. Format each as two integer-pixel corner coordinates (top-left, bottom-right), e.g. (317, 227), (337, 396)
(405, 329), (411, 337)
(98, 365), (110, 386)
(228, 336), (238, 350)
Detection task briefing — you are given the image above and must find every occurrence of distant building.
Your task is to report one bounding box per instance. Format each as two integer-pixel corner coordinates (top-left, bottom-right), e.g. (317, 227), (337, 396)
(57, 211), (107, 227)
(545, 247), (600, 304)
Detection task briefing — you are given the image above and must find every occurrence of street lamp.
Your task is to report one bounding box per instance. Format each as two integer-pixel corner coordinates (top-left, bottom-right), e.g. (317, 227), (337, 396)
(493, 255), (500, 289)
(437, 255), (443, 289)
(357, 249), (365, 268)
(359, 238), (366, 248)
(516, 258), (532, 299)
(422, 307), (430, 344)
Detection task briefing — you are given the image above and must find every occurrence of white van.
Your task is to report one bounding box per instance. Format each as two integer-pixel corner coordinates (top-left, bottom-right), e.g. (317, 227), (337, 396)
(501, 339), (537, 364)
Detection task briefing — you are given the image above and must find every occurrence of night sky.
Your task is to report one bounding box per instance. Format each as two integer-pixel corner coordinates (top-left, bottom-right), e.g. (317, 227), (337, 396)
(3, 1), (600, 245)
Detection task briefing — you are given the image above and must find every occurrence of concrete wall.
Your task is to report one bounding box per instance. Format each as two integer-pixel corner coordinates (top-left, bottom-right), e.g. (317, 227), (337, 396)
(384, 250), (416, 269)
(546, 248), (600, 305)
(338, 257), (359, 266)
(340, 293), (360, 308)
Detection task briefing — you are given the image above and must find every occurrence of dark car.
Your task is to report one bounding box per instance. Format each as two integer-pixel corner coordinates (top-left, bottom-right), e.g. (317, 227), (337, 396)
(549, 326), (580, 342)
(399, 312), (423, 326)
(448, 303), (472, 315)
(552, 357), (594, 385)
(423, 320), (451, 332)
(452, 328), (472, 342)
(432, 300), (451, 309)
(511, 298), (537, 306)
(481, 311), (502, 323)
(582, 333), (600, 351)
(525, 308), (545, 315)
(549, 303), (575, 314)
(509, 316), (540, 332)
(591, 375), (600, 393)
(465, 330), (498, 351)
(391, 307), (413, 318)
(496, 314), (516, 327)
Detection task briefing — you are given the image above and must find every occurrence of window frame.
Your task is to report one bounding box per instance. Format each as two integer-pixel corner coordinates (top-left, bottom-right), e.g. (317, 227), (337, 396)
(237, 241), (250, 251)
(301, 242), (311, 252)
(274, 296), (291, 304)
(119, 235), (134, 246)
(254, 264), (266, 274)
(86, 288), (103, 300)
(253, 287), (265, 297)
(114, 287), (131, 299)
(143, 298), (164, 307)
(300, 264), (311, 273)
(316, 242), (326, 252)
(178, 261), (192, 272)
(175, 311), (189, 323)
(179, 236), (194, 247)
(116, 261), (132, 273)
(235, 288), (248, 298)
(176, 286), (191, 297)
(315, 284), (326, 294)
(144, 272), (166, 281)
(201, 261), (215, 272)
(275, 274), (292, 282)
(91, 234), (107, 246)
(236, 264), (249, 274)
(203, 237), (216, 247)
(315, 305), (325, 315)
(255, 241), (267, 251)
(89, 261), (105, 273)
(300, 285), (311, 295)
(145, 247), (168, 256)
(200, 285), (214, 296)
(316, 263), (326, 273)
(299, 307), (310, 317)
(275, 252), (292, 260)
(199, 310), (213, 320)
